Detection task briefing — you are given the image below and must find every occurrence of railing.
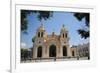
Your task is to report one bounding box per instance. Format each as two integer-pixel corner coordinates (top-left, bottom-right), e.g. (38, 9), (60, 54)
(21, 56), (86, 63)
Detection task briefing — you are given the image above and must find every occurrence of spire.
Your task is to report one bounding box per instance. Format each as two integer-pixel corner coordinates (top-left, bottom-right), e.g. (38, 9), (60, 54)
(40, 19), (44, 27)
(41, 23), (44, 28)
(61, 24), (66, 31)
(38, 22), (45, 31)
(63, 24), (65, 28)
(52, 28), (55, 36)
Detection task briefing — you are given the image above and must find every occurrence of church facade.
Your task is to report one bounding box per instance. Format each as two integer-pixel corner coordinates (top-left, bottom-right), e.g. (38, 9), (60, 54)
(32, 24), (76, 60)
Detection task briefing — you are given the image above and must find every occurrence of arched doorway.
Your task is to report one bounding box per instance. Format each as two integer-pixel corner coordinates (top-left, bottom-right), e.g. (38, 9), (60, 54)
(37, 46), (42, 58)
(49, 45), (56, 57)
(63, 46), (67, 56)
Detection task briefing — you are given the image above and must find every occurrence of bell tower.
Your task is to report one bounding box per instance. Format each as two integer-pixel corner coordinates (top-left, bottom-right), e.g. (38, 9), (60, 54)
(60, 24), (71, 57)
(60, 24), (68, 39)
(33, 23), (47, 59)
(37, 24), (46, 38)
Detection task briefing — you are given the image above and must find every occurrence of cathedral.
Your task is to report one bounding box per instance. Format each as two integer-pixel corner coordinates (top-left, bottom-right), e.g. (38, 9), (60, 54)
(32, 24), (76, 60)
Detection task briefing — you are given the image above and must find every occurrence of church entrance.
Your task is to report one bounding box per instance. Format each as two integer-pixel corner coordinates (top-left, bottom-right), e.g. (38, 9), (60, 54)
(49, 45), (56, 57)
(63, 46), (67, 56)
(37, 46), (42, 58)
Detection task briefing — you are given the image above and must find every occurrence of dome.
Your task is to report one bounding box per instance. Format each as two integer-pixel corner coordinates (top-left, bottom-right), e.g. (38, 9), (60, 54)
(38, 24), (45, 31)
(61, 24), (67, 32)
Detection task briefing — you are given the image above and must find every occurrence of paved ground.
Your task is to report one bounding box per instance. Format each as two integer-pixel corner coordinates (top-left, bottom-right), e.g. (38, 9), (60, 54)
(21, 57), (89, 63)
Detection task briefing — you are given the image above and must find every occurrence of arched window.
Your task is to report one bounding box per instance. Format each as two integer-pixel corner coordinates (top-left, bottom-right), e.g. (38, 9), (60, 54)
(41, 32), (43, 37)
(66, 33), (67, 38)
(38, 32), (40, 37)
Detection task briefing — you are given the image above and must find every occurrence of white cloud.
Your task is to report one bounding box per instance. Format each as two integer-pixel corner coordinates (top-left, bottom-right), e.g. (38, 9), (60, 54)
(21, 42), (26, 49)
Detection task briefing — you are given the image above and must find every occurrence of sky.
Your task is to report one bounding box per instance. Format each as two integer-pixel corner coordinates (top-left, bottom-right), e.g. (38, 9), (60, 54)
(21, 11), (89, 48)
